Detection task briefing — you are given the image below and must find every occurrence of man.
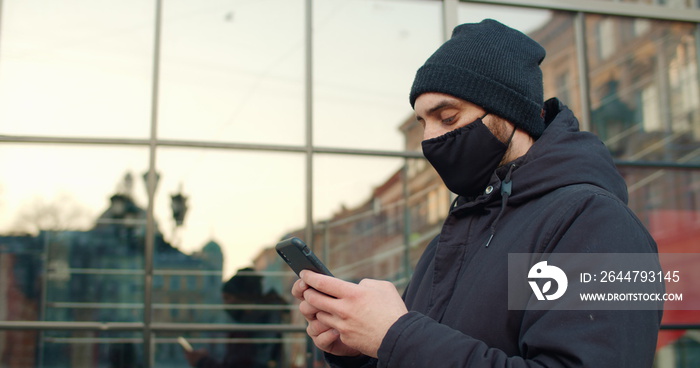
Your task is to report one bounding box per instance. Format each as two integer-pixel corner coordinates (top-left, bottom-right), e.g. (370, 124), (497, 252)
(292, 19), (662, 367)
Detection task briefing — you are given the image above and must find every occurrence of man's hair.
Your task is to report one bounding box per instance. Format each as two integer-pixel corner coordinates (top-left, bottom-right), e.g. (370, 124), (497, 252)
(222, 267), (262, 297)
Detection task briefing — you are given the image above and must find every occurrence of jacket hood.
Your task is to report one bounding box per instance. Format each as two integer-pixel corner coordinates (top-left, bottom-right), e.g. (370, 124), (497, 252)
(499, 98), (628, 206)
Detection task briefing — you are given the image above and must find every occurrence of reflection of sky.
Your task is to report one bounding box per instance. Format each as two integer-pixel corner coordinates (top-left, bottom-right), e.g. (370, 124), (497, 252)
(0, 0), (550, 279)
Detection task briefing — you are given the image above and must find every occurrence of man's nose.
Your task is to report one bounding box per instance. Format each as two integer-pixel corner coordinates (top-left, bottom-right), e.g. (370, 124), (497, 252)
(423, 123), (443, 141)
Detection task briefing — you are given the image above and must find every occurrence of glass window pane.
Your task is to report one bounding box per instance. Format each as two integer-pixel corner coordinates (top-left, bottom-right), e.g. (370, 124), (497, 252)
(457, 3), (552, 33)
(313, 0), (443, 151)
(152, 149), (304, 324)
(158, 332), (305, 368)
(157, 0), (305, 146)
(657, 330), (700, 368)
(588, 0), (697, 7)
(311, 155), (447, 291)
(313, 155), (403, 222)
(0, 1), (154, 138)
(622, 165), (700, 254)
(0, 329), (40, 366)
(620, 165), (700, 331)
(529, 12), (583, 119)
(313, 155), (405, 280)
(40, 331), (144, 368)
(1, 145), (149, 323)
(0, 330), (147, 367)
(586, 15), (700, 162)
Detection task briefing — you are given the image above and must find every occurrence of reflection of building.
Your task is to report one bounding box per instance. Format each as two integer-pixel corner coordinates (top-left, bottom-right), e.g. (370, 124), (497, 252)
(0, 235), (42, 367)
(0, 174), (224, 367)
(531, 12), (700, 163)
(591, 79), (636, 156)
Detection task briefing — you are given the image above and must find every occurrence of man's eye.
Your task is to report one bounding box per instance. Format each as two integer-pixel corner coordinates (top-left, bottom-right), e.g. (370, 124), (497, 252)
(442, 116), (456, 124)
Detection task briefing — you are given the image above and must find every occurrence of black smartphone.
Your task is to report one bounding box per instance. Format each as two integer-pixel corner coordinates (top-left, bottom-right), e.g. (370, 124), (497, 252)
(276, 237), (333, 277)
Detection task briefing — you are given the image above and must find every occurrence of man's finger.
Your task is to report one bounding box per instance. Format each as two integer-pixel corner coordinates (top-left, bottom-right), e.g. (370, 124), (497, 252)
(302, 284), (345, 315)
(298, 300), (320, 321)
(291, 279), (310, 301)
(300, 270), (355, 299)
(307, 319), (332, 337)
(313, 327), (341, 351)
(315, 310), (343, 331)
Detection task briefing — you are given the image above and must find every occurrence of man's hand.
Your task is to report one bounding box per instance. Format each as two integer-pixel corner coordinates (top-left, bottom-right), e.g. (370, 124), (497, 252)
(293, 276), (361, 357)
(295, 270), (408, 358)
(183, 348), (208, 367)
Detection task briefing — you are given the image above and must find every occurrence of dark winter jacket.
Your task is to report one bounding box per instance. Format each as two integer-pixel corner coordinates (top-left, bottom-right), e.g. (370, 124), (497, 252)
(327, 98), (662, 368)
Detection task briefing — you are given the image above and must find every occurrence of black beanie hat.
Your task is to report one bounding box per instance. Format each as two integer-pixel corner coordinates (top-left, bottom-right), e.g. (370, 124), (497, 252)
(409, 19), (547, 139)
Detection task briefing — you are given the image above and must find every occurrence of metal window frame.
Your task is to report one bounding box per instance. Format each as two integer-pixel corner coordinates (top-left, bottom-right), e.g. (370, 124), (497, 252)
(464, 0), (700, 22)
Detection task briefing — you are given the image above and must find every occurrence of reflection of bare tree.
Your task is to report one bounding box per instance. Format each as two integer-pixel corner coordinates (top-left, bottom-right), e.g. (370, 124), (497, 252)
(9, 193), (93, 235)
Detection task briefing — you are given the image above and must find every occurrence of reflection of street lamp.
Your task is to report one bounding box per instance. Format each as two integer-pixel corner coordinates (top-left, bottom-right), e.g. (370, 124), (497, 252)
(142, 171), (161, 196)
(171, 192), (188, 227)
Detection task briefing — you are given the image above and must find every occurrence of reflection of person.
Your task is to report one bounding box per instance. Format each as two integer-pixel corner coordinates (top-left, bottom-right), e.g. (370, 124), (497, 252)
(291, 19), (662, 367)
(185, 267), (288, 368)
(109, 343), (141, 368)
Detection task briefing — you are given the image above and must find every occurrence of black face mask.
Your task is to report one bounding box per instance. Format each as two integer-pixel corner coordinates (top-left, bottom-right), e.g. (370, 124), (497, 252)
(421, 116), (511, 198)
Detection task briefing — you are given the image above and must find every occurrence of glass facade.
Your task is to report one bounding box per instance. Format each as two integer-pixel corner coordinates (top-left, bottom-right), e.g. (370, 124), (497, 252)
(1, 0), (699, 367)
